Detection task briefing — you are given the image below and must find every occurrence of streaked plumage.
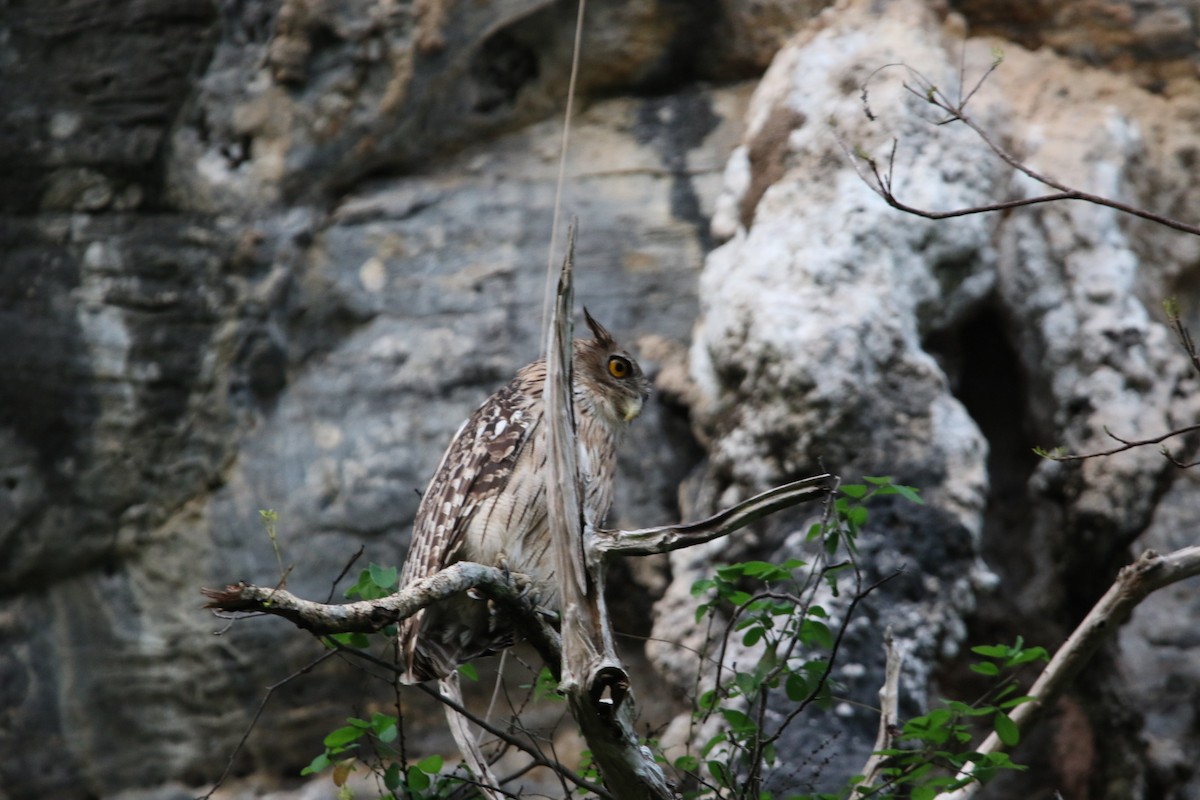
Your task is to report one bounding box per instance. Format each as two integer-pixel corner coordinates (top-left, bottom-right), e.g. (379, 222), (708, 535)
(398, 311), (651, 683)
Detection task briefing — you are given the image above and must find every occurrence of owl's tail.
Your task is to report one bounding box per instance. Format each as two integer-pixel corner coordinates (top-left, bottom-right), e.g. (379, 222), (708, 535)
(438, 673), (502, 800)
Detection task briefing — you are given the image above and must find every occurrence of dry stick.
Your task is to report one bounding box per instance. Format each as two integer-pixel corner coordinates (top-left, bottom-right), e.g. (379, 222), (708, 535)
(543, 226), (675, 799)
(940, 546), (1200, 800)
(594, 474), (833, 555)
(539, 0), (587, 354)
(855, 628), (904, 795)
(202, 561), (563, 672)
(333, 645), (612, 799)
(843, 65), (1200, 236)
(412, 683), (614, 800)
(1042, 423), (1200, 463)
(196, 648), (339, 800)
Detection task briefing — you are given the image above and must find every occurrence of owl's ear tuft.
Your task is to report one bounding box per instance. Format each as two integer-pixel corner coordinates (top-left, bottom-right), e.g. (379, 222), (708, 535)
(583, 307), (616, 346)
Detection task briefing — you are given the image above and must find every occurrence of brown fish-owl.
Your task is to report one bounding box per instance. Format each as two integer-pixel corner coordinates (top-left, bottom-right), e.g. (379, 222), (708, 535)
(397, 311), (651, 683)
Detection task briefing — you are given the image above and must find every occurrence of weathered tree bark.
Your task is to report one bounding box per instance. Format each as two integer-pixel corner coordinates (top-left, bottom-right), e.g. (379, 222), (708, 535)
(543, 224), (674, 798)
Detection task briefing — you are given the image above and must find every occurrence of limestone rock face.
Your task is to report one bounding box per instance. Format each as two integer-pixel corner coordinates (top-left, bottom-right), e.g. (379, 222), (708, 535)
(660, 0), (1200, 796)
(4, 0), (1200, 798)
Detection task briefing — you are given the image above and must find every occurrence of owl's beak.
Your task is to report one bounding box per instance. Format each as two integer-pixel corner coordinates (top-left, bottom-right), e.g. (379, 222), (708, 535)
(622, 395), (644, 422)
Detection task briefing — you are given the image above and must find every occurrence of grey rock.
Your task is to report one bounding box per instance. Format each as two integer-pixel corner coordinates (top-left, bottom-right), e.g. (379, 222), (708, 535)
(6, 0), (1200, 798)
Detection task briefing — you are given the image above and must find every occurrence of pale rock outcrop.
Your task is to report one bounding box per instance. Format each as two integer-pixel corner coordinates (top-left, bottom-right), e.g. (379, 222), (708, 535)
(652, 0), (1200, 794)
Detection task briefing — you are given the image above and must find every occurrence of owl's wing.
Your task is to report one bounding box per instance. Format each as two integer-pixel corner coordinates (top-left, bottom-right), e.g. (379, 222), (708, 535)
(398, 361), (546, 681)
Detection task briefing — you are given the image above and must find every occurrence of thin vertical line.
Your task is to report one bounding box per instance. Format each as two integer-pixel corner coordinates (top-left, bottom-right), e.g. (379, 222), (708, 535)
(540, 0), (587, 355)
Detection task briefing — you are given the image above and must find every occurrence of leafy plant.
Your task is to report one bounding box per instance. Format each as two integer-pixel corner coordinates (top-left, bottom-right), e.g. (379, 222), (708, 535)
(855, 638), (1048, 799)
(677, 478), (919, 799)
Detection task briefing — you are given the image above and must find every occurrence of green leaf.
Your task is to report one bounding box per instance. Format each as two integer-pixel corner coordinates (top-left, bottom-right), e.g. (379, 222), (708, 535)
(699, 731), (726, 757)
(674, 754), (699, 772)
(945, 700), (995, 717)
(369, 562), (398, 590)
(735, 672), (759, 698)
(970, 662), (1000, 676)
(999, 695), (1038, 710)
(417, 754), (444, 773)
(892, 484), (923, 504)
(328, 632), (371, 649)
(801, 619), (833, 650)
(407, 765), (430, 791)
(300, 752), (331, 776)
(719, 708), (757, 734)
(1008, 646), (1049, 666)
(324, 725), (366, 748)
(384, 763), (402, 791)
(994, 712), (1020, 746)
(458, 663), (479, 681)
(743, 626), (765, 647)
(840, 484), (868, 499)
(785, 672), (808, 702)
(707, 760), (732, 787)
(971, 644), (1009, 658)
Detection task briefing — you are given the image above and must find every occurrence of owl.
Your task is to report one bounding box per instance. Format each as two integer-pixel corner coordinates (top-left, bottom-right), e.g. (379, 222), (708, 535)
(397, 310), (651, 683)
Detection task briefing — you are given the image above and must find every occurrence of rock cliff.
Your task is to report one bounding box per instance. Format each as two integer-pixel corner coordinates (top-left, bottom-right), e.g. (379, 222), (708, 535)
(2, 0), (1199, 798)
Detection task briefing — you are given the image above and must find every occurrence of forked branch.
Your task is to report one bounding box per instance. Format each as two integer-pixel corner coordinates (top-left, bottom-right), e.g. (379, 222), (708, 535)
(938, 546), (1200, 799)
(840, 61), (1200, 236)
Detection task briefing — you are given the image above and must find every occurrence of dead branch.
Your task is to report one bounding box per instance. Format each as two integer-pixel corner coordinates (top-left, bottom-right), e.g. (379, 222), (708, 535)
(544, 222), (675, 799)
(941, 545), (1200, 799)
(840, 63), (1200, 236)
(594, 474), (833, 556)
(202, 561), (563, 671)
(1037, 423), (1200, 464)
(855, 628), (904, 795)
(198, 649), (340, 800)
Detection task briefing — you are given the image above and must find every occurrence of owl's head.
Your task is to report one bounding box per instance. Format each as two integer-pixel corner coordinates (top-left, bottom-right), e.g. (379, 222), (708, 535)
(574, 309), (652, 425)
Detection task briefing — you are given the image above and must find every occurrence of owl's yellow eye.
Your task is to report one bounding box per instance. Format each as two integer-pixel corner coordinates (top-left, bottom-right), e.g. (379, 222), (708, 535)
(608, 356), (631, 379)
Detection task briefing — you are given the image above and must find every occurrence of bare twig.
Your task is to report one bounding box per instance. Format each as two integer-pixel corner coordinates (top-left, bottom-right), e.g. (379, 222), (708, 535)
(762, 568), (901, 747)
(1037, 423), (1200, 463)
(842, 63), (1200, 236)
(941, 546), (1200, 799)
(196, 649), (339, 800)
(324, 544), (365, 604)
(413, 682), (614, 799)
(331, 645), (613, 798)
